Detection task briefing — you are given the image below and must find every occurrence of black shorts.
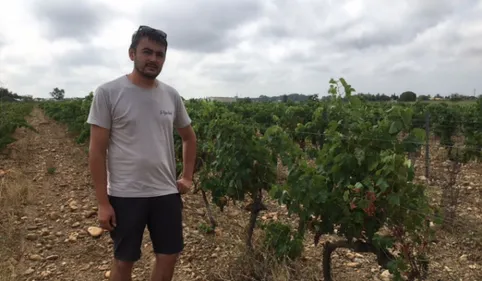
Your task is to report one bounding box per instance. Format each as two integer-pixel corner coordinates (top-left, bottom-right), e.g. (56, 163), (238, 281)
(108, 193), (184, 262)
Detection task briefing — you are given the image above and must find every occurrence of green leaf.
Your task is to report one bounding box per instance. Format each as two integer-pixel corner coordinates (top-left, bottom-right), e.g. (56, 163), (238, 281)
(349, 96), (362, 108)
(280, 190), (290, 204)
(404, 158), (412, 168)
(343, 190), (349, 202)
(389, 121), (403, 134)
(388, 193), (401, 206)
(411, 128), (426, 141)
(357, 199), (370, 209)
(353, 211), (364, 224)
(401, 109), (412, 129)
(433, 213), (444, 225)
(376, 178), (389, 192)
(373, 234), (394, 250)
(317, 189), (329, 204)
(354, 148), (365, 165)
(368, 160), (379, 171)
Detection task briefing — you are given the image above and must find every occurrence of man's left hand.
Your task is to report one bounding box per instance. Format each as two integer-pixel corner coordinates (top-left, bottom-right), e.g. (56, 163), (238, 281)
(177, 177), (192, 194)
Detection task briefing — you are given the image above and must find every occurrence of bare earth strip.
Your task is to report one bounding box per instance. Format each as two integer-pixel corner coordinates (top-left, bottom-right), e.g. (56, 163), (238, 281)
(0, 107), (481, 281)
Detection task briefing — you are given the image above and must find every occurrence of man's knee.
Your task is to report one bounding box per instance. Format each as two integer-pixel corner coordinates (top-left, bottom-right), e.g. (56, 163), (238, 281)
(155, 253), (179, 268)
(155, 253), (179, 261)
(113, 259), (135, 272)
(109, 259), (136, 281)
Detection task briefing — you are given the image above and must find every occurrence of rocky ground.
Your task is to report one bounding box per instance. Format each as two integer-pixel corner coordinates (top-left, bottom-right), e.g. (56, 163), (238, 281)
(0, 108), (481, 281)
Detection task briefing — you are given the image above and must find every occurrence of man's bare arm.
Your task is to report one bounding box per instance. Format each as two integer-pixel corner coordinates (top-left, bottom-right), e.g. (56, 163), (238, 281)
(89, 124), (110, 206)
(176, 124), (197, 180)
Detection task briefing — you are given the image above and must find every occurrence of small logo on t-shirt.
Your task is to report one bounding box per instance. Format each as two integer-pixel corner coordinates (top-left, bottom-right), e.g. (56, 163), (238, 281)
(160, 110), (173, 115)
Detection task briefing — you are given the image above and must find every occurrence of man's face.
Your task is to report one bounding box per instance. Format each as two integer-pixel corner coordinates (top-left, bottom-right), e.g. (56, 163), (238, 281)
(130, 37), (167, 79)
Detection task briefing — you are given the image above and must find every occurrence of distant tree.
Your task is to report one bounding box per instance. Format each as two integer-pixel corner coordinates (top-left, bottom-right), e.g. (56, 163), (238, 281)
(377, 94), (391, 101)
(417, 95), (430, 101)
(50, 87), (65, 100)
(449, 93), (462, 102)
(239, 97), (252, 103)
(399, 91), (417, 102)
(0, 87), (23, 102)
(355, 93), (391, 102)
(308, 94), (319, 102)
(258, 95), (270, 102)
(22, 95), (34, 102)
(282, 94), (288, 103)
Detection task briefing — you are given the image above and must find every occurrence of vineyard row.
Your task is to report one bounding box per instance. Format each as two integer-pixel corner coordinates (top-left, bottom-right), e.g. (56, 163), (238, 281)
(0, 102), (36, 150)
(2, 79), (482, 280)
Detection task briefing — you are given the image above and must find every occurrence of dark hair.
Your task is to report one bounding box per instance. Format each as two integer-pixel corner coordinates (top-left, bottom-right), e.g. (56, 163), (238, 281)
(129, 25), (168, 50)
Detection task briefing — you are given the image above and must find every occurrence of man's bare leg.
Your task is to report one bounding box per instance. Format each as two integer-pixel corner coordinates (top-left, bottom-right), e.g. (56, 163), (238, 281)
(150, 253), (179, 281)
(110, 259), (135, 281)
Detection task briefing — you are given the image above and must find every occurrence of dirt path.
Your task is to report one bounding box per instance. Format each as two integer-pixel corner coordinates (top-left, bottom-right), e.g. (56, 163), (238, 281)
(1, 107), (481, 281)
(0, 107), (235, 281)
(1, 107), (112, 281)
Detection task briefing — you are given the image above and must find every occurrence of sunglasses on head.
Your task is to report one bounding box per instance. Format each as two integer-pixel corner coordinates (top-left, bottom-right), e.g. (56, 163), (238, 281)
(137, 25), (167, 40)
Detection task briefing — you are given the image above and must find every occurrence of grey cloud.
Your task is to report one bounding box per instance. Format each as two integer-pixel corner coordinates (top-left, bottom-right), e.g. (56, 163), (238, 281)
(335, 30), (400, 51)
(29, 0), (116, 41)
(1, 54), (26, 65)
(3, 0), (482, 99)
(54, 45), (118, 68)
(21, 66), (52, 82)
(285, 52), (317, 64)
(0, 36), (5, 49)
(405, 30), (462, 59)
(303, 63), (331, 73)
(1, 65), (52, 96)
(255, 1), (346, 41)
(464, 47), (482, 58)
(284, 51), (337, 73)
(386, 61), (421, 76)
(407, 0), (458, 27)
(261, 24), (290, 39)
(0, 37), (6, 59)
(255, 0), (476, 52)
(139, 0), (263, 53)
(198, 61), (257, 83)
(369, 4), (482, 74)
(333, 1), (461, 50)
(0, 43), (120, 78)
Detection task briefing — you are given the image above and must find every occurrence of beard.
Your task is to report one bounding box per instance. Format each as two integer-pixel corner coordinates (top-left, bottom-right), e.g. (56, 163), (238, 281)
(134, 60), (162, 80)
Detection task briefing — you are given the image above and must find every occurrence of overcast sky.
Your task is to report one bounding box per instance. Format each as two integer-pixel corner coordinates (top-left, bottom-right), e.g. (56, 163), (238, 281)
(1, 0), (481, 99)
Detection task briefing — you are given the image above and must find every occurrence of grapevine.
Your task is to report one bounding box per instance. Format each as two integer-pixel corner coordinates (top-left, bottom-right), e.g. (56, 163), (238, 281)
(270, 78), (434, 280)
(0, 102), (36, 151)
(24, 79), (481, 280)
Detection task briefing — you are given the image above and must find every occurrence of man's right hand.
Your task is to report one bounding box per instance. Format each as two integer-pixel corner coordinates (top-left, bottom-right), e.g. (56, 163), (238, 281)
(98, 203), (116, 231)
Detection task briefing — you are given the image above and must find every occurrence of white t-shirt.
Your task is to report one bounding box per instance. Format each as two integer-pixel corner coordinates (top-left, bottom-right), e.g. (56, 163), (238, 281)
(87, 75), (191, 198)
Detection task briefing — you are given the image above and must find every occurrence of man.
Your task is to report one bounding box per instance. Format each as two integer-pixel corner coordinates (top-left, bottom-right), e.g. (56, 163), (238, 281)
(87, 25), (197, 281)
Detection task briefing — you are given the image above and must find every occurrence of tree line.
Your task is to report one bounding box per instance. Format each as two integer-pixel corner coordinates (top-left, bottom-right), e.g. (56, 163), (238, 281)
(1, 85), (480, 104)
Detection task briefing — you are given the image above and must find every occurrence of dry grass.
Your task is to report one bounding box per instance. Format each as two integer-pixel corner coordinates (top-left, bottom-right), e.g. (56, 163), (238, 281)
(206, 232), (320, 281)
(0, 169), (35, 281)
